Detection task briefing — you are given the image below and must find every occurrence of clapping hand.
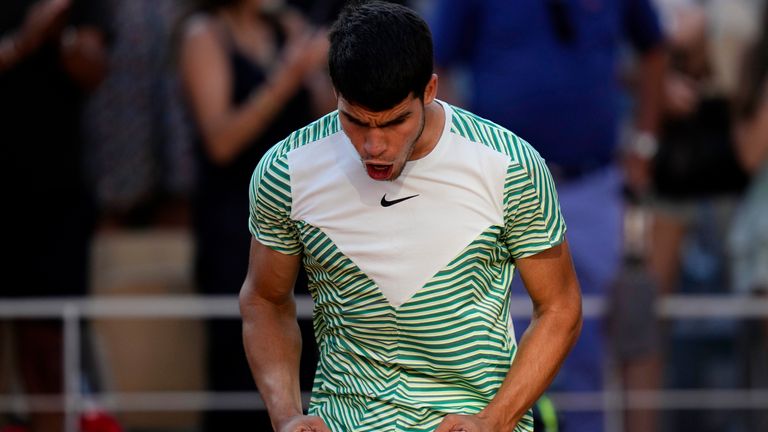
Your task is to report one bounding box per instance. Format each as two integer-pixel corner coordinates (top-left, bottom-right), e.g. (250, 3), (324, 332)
(16, 0), (72, 56)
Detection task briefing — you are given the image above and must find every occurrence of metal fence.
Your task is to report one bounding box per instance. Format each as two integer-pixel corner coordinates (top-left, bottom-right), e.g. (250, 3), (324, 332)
(1, 294), (767, 432)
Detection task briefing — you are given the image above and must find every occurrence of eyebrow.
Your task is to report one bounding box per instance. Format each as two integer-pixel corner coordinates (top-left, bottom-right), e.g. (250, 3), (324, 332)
(340, 110), (411, 128)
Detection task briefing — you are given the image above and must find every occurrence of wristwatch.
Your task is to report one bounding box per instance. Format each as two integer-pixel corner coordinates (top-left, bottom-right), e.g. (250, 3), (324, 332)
(625, 130), (659, 159)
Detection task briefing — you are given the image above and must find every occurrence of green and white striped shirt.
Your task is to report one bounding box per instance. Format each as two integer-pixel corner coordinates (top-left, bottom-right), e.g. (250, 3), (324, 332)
(249, 102), (566, 432)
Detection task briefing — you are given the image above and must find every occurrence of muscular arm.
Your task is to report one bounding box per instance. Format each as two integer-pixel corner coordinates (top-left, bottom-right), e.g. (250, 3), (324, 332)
(239, 239), (331, 432)
(436, 241), (582, 431)
(239, 239), (303, 427)
(482, 240), (582, 427)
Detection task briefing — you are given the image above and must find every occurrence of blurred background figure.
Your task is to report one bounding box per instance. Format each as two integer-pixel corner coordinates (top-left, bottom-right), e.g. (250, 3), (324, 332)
(0, 0), (110, 431)
(628, 0), (761, 430)
(176, 0), (333, 429)
(730, 0), (768, 298)
(80, 1), (200, 431)
(729, 1), (768, 430)
(84, 0), (192, 229)
(428, 0), (666, 431)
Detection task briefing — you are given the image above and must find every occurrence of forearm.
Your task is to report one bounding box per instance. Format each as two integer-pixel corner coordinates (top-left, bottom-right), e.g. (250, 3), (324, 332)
(1, 0), (71, 73)
(241, 293), (304, 429)
(621, 47), (666, 195)
(0, 28), (45, 72)
(1, 26), (107, 87)
(635, 47), (666, 134)
(204, 65), (305, 165)
(480, 296), (582, 428)
(735, 90), (768, 173)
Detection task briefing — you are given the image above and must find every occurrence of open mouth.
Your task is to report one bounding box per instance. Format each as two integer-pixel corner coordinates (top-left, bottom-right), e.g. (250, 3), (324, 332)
(365, 163), (393, 180)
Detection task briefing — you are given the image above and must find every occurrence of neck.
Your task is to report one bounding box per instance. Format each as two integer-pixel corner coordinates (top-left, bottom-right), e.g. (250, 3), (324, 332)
(409, 101), (445, 161)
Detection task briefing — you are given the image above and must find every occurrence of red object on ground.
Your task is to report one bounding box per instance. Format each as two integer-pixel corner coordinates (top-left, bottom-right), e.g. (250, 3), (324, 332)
(0, 426), (29, 432)
(80, 411), (123, 432)
(0, 411), (121, 432)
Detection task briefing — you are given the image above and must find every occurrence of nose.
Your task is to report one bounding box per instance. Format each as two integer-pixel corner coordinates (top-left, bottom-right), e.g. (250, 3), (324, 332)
(363, 129), (387, 158)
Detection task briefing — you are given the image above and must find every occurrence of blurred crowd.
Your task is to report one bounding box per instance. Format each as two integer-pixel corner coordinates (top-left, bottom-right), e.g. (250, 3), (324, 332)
(0, 0), (766, 431)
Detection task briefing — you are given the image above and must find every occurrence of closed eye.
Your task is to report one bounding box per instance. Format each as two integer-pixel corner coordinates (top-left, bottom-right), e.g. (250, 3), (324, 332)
(381, 116), (408, 127)
(340, 110), (411, 128)
(342, 112), (368, 127)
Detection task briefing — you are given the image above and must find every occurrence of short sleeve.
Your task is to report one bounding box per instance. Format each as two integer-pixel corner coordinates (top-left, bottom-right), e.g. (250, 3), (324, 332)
(504, 146), (566, 259)
(248, 151), (302, 255)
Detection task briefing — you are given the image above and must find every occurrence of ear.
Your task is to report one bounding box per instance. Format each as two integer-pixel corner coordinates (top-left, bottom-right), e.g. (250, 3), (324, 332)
(422, 74), (438, 105)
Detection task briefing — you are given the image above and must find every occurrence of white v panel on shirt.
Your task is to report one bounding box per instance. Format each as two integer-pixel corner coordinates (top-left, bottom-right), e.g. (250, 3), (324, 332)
(288, 104), (510, 308)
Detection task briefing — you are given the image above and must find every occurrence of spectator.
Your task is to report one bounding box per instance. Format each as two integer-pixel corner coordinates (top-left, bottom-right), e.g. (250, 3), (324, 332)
(0, 0), (109, 431)
(430, 1), (666, 431)
(84, 0), (193, 228)
(729, 1), (768, 297)
(638, 1), (758, 430)
(177, 0), (331, 430)
(729, 3), (768, 429)
(649, 0), (750, 319)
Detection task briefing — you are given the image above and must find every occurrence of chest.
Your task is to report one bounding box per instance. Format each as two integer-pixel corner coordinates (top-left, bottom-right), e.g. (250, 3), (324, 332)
(288, 132), (510, 307)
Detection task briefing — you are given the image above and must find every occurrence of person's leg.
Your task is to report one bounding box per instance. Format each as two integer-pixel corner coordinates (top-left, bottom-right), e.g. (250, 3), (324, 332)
(648, 208), (688, 296)
(622, 203), (688, 432)
(755, 318), (768, 431)
(621, 353), (664, 432)
(16, 198), (94, 432)
(15, 320), (64, 432)
(0, 322), (16, 428)
(751, 297), (768, 431)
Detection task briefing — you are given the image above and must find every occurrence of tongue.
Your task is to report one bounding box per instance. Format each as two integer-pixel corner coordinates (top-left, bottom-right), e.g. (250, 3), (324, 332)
(366, 164), (392, 180)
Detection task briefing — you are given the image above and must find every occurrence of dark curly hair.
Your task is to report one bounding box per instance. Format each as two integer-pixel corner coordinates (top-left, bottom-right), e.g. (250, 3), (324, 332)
(328, 1), (434, 111)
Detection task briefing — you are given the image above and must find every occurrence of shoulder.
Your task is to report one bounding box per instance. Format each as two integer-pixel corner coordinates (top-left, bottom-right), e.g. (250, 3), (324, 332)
(178, 13), (232, 82)
(448, 104), (547, 179)
(254, 111), (342, 177)
(180, 13), (224, 52)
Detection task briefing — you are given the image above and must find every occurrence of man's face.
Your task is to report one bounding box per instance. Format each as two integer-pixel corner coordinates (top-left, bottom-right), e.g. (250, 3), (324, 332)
(338, 94), (426, 181)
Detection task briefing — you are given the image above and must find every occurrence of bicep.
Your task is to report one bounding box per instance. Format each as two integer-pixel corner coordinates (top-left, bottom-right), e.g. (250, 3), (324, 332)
(514, 240), (581, 314)
(240, 238), (302, 307)
(179, 20), (231, 140)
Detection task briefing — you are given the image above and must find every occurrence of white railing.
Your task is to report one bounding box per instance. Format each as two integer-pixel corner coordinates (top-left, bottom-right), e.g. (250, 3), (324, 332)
(1, 294), (767, 432)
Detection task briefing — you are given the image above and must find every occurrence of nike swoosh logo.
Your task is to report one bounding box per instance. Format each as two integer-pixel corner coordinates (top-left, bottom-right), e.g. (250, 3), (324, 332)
(380, 194), (419, 207)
